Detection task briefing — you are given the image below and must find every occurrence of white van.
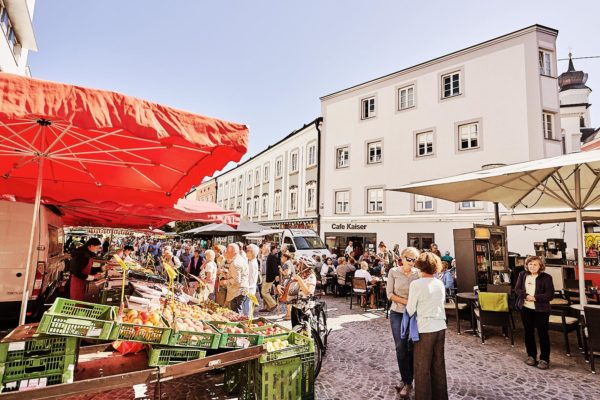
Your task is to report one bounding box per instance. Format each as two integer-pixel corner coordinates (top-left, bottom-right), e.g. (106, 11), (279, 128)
(0, 201), (67, 322)
(247, 229), (332, 260)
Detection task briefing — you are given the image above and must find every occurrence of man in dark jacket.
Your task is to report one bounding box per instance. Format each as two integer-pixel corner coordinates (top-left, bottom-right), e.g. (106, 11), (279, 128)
(260, 246), (280, 311)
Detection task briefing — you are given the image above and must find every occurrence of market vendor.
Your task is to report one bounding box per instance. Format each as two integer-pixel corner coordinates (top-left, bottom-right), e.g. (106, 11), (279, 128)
(69, 238), (104, 301)
(115, 245), (135, 263)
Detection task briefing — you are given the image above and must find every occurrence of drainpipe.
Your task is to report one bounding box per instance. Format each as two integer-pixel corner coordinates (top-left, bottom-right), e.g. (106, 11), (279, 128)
(315, 117), (323, 235)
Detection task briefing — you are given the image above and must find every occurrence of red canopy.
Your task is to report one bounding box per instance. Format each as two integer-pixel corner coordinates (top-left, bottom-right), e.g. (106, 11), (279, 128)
(55, 198), (240, 228)
(0, 73), (248, 206)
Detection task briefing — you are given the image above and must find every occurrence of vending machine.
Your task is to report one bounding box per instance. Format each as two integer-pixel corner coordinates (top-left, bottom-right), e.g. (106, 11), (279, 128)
(453, 225), (509, 292)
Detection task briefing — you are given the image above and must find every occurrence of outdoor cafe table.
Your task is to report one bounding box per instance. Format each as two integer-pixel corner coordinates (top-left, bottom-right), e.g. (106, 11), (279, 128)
(457, 292), (478, 335)
(565, 288), (600, 304)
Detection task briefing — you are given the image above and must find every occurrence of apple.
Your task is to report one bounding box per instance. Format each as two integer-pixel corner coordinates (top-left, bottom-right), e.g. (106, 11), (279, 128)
(139, 311), (149, 322)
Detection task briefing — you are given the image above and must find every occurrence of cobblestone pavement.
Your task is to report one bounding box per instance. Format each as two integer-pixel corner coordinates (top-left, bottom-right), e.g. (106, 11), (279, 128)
(58, 294), (599, 399)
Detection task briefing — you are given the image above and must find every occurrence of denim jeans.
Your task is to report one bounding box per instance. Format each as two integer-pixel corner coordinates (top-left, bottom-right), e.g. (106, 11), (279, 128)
(389, 310), (414, 384)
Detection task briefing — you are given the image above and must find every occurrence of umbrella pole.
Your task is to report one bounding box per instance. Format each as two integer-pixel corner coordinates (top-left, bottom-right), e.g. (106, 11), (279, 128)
(19, 158), (44, 325)
(574, 169), (587, 306)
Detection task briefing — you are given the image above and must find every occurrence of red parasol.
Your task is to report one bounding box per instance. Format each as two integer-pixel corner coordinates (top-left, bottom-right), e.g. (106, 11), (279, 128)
(0, 73), (248, 324)
(55, 198), (240, 228)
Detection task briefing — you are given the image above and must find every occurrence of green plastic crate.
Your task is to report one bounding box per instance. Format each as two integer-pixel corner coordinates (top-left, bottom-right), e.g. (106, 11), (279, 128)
(0, 372), (69, 393)
(260, 332), (314, 363)
(0, 336), (79, 363)
(99, 287), (131, 306)
(109, 310), (172, 345)
(37, 298), (115, 340)
(209, 321), (262, 349)
(240, 317), (275, 329)
(0, 353), (76, 383)
(146, 345), (206, 366)
(167, 320), (220, 349)
(230, 355), (315, 400)
(250, 324), (291, 341)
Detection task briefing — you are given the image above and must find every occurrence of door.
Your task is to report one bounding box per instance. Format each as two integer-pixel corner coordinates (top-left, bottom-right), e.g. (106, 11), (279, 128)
(407, 233), (435, 251)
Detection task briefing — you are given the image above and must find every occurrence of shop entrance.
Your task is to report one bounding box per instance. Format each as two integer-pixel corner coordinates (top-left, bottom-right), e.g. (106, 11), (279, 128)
(324, 232), (377, 258)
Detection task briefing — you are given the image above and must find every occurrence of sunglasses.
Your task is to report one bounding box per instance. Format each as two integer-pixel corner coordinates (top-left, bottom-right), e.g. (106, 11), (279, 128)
(403, 257), (416, 263)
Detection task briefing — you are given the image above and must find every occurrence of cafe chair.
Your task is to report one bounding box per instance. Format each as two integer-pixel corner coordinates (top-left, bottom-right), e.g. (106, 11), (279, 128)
(474, 292), (514, 346)
(487, 284), (516, 329)
(548, 309), (583, 357)
(350, 277), (369, 311)
(445, 297), (470, 334)
(584, 306), (600, 373)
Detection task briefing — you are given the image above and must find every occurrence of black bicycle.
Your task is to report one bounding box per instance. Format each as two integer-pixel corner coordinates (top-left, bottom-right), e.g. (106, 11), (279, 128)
(290, 295), (330, 377)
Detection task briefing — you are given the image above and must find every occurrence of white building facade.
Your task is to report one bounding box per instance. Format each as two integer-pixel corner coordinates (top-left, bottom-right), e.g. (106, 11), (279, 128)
(216, 118), (322, 231)
(0, 0), (37, 76)
(185, 179), (216, 203)
(319, 25), (570, 256)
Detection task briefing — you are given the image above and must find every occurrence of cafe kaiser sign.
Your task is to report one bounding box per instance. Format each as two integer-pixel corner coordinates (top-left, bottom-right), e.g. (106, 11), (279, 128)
(331, 223), (367, 230)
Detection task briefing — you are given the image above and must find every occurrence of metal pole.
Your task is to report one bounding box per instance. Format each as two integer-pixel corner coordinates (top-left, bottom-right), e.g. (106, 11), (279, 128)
(574, 168), (587, 306)
(493, 202), (500, 225)
(19, 157), (44, 325)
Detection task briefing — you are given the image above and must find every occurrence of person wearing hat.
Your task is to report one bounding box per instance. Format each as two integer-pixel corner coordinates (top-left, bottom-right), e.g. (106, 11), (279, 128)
(289, 258), (317, 327)
(69, 238), (104, 301)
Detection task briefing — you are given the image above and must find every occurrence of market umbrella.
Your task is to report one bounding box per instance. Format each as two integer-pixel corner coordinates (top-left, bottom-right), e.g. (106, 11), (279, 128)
(55, 198), (240, 229)
(182, 219), (270, 235)
(390, 150), (600, 305)
(0, 73), (248, 323)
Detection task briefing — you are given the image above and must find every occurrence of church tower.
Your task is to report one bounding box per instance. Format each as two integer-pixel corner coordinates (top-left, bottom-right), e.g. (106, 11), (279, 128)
(558, 54), (596, 152)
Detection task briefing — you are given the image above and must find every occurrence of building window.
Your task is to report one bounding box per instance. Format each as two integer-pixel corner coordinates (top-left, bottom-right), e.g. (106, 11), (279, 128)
(236, 199), (241, 212)
(415, 195), (434, 211)
(218, 184), (223, 200)
(245, 198), (251, 216)
(255, 168), (260, 186)
(367, 188), (384, 213)
(336, 147), (350, 169)
(262, 194), (269, 216)
(442, 71), (461, 98)
(458, 122), (479, 151)
(398, 85), (415, 110)
(274, 191), (282, 214)
(290, 150), (299, 173)
(275, 157), (283, 178)
(335, 191), (350, 214)
(253, 196), (259, 217)
(238, 176), (243, 193)
(539, 50), (552, 76)
(289, 186), (298, 212)
(407, 233), (435, 251)
(307, 143), (317, 167)
(459, 201), (483, 210)
(306, 181), (317, 211)
(361, 97), (376, 120)
(247, 171), (252, 187)
(263, 164), (269, 183)
(543, 112), (554, 140)
(416, 131), (434, 157)
(367, 141), (382, 164)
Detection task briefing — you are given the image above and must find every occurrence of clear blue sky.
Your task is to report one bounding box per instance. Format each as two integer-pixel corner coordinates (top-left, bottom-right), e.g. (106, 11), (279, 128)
(30, 0), (600, 176)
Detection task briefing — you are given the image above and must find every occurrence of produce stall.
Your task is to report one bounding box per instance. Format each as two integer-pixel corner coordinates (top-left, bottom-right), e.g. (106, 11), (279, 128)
(0, 256), (315, 399)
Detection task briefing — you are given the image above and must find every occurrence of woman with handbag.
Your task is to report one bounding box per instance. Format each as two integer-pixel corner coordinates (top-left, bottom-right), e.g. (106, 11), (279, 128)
(514, 256), (554, 370)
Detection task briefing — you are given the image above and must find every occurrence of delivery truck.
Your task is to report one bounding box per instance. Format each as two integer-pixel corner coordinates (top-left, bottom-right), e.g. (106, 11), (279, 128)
(0, 201), (67, 322)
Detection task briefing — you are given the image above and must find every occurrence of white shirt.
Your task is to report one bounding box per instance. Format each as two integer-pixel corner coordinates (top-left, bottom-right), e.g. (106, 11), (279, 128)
(201, 261), (217, 294)
(320, 263), (330, 277)
(248, 258), (259, 295)
(354, 269), (373, 282)
(406, 277), (447, 333)
(524, 274), (537, 310)
(299, 273), (317, 298)
(345, 245), (353, 255)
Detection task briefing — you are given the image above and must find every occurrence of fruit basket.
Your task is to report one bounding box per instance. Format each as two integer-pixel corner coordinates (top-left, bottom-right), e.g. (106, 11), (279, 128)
(250, 324), (290, 340)
(240, 317), (276, 329)
(109, 309), (172, 345)
(37, 298), (115, 340)
(260, 332), (314, 363)
(146, 345), (206, 366)
(209, 321), (262, 349)
(167, 319), (221, 349)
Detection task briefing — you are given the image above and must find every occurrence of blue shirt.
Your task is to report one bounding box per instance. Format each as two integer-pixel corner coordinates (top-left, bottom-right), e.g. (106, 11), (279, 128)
(441, 270), (455, 290)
